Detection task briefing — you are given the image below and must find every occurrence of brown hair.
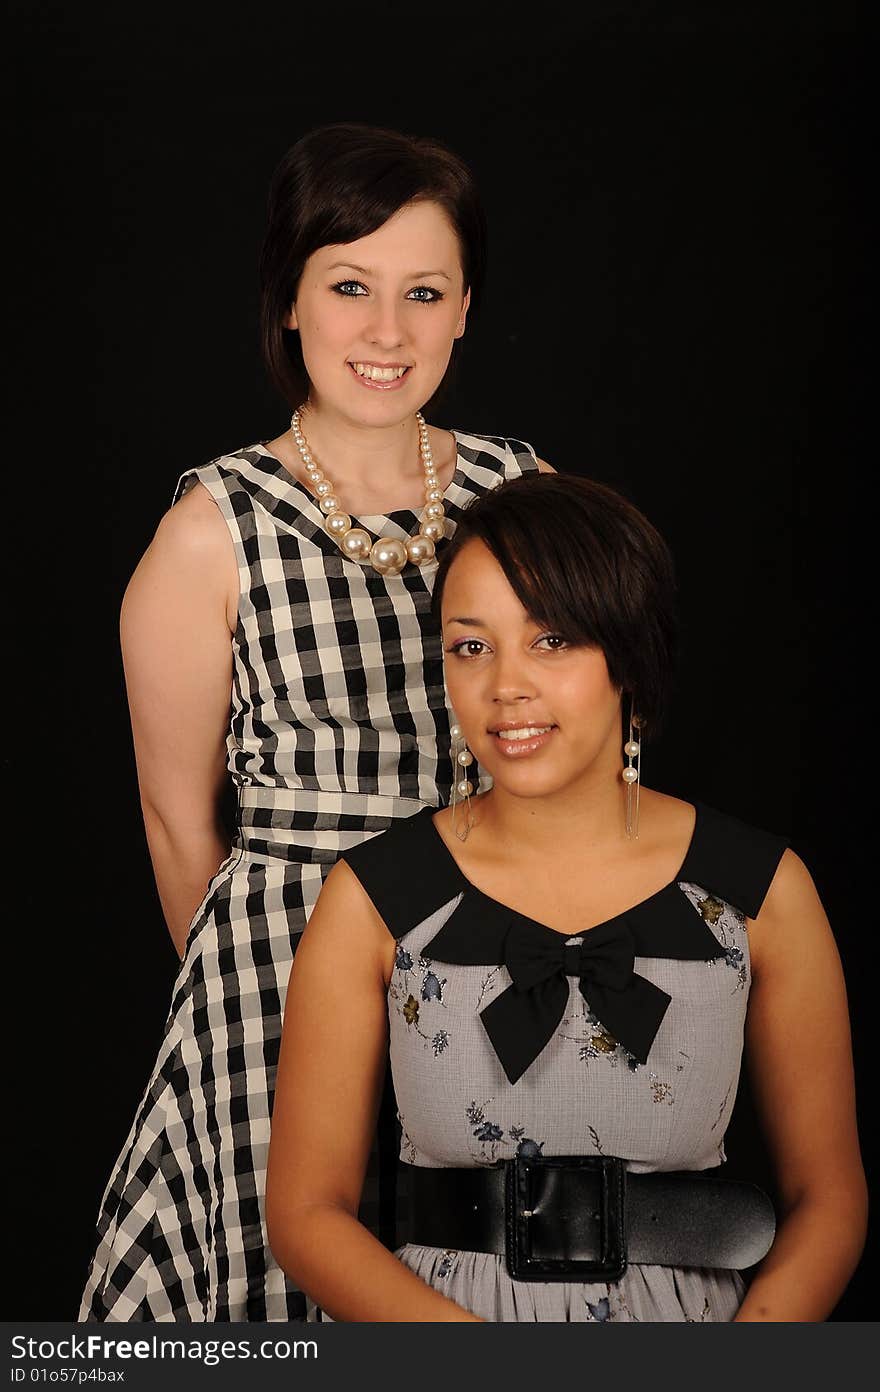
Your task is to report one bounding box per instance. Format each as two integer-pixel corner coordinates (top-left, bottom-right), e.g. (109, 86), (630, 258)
(259, 123), (487, 409)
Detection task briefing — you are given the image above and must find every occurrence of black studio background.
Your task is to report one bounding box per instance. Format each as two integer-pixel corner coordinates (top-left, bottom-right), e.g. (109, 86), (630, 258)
(9, 3), (871, 1321)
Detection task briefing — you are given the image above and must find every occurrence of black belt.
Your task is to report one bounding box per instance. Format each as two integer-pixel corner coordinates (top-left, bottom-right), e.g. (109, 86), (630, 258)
(405, 1156), (775, 1281)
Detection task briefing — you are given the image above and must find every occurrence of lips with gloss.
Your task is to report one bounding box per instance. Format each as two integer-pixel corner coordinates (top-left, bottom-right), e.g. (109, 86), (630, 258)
(490, 724), (556, 757)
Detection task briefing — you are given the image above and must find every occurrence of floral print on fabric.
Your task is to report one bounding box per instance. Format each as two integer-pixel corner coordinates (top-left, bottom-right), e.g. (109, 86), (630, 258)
(584, 1286), (644, 1321)
(465, 1102), (545, 1166)
(683, 883), (749, 993)
(436, 1251), (459, 1279)
(559, 1001), (641, 1071)
(390, 952), (453, 1053)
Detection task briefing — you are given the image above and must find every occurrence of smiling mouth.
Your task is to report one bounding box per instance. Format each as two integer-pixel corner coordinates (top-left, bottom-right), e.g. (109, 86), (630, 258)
(491, 725), (554, 741)
(489, 724), (557, 757)
(349, 361), (411, 387)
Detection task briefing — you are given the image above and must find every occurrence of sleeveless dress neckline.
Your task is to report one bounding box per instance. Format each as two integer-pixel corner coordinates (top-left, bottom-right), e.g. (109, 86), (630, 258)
(253, 427), (469, 534)
(418, 802), (701, 941)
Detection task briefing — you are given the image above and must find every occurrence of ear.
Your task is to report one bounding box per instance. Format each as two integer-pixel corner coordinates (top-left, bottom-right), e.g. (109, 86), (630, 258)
(285, 303), (299, 331)
(454, 288), (471, 339)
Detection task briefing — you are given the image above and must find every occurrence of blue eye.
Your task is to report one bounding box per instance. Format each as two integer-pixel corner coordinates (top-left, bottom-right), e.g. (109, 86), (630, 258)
(332, 280), (367, 296)
(407, 285), (444, 303)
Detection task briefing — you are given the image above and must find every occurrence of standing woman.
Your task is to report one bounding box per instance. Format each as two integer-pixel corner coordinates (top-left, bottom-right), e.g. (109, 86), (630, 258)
(79, 123), (550, 1322)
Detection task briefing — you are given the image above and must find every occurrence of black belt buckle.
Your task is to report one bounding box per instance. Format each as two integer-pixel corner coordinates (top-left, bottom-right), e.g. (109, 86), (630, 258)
(505, 1154), (627, 1282)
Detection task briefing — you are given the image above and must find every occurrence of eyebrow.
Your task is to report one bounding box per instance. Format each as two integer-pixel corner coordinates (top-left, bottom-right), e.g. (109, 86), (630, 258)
(446, 616), (486, 626)
(326, 261), (452, 281)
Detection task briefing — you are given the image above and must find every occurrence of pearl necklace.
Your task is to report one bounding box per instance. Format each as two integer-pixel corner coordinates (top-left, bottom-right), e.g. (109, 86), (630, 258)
(290, 409), (446, 575)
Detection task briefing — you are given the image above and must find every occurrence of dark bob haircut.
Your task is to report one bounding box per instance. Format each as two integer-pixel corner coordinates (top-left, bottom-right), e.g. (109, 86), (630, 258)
(260, 123), (487, 410)
(432, 474), (678, 735)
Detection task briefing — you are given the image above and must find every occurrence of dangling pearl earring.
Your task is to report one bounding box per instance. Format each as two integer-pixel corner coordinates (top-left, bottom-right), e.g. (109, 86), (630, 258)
(622, 707), (641, 840)
(449, 722), (475, 842)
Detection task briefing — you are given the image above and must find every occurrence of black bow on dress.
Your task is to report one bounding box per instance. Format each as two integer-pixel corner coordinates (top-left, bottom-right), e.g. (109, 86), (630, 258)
(421, 882), (728, 1085)
(481, 916), (671, 1084)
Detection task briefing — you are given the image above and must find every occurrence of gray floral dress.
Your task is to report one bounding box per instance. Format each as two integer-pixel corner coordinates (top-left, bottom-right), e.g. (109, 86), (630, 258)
(341, 801), (787, 1322)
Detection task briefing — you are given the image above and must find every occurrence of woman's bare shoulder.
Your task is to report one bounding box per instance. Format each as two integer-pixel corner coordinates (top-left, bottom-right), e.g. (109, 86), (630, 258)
(754, 847), (822, 929)
(301, 858), (398, 980)
(637, 788), (697, 844)
(149, 480), (231, 562)
(123, 481), (238, 632)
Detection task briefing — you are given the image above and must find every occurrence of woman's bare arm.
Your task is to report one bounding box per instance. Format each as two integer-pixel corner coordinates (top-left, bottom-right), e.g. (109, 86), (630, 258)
(266, 860), (482, 1322)
(121, 483), (239, 957)
(735, 850), (867, 1320)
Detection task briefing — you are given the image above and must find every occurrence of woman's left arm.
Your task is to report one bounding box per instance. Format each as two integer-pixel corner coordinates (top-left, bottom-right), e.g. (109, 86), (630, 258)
(735, 849), (867, 1321)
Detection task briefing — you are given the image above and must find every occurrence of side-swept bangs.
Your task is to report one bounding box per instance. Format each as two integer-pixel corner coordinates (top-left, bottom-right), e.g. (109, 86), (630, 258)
(432, 474), (678, 733)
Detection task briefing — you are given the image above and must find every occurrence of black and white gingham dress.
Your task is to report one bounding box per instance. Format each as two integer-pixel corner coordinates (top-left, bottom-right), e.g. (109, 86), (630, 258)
(79, 429), (538, 1322)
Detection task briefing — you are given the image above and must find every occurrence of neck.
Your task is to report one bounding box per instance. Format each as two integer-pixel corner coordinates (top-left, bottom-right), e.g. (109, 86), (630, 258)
(472, 766), (631, 862)
(297, 400), (425, 494)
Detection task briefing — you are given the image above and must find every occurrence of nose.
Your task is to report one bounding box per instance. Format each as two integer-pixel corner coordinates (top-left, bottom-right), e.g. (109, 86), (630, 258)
(365, 295), (406, 350)
(490, 648), (538, 705)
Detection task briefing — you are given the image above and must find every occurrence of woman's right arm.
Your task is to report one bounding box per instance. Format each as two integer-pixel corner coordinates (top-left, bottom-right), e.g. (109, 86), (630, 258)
(120, 483), (239, 958)
(266, 859), (482, 1322)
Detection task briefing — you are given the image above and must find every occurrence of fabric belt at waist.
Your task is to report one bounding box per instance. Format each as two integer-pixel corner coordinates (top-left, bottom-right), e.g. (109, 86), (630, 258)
(405, 1158), (775, 1280)
(234, 786), (432, 865)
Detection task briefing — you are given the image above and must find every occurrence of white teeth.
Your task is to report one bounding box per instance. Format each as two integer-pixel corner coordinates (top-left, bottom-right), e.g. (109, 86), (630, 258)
(495, 726), (552, 741)
(352, 362), (407, 381)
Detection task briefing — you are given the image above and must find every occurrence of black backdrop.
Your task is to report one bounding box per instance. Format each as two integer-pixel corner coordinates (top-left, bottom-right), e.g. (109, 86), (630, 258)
(9, 2), (871, 1321)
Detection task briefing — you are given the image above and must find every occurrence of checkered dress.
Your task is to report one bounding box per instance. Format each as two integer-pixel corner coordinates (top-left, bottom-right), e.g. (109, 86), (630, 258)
(78, 429), (538, 1322)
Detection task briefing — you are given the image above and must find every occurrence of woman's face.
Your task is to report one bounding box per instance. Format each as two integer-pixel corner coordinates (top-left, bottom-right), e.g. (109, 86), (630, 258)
(441, 540), (623, 803)
(288, 199), (470, 423)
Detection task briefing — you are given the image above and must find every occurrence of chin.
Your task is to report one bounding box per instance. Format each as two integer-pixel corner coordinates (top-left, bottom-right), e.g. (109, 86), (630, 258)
(477, 764), (565, 801)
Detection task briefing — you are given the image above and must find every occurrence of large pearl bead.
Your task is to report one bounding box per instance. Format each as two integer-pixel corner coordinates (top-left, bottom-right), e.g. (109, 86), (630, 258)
(325, 511), (352, 537)
(370, 538), (408, 575)
(424, 501), (445, 520)
(624, 740), (640, 757)
(449, 723), (462, 741)
(419, 518), (446, 543)
(406, 534), (436, 567)
(622, 766), (639, 784)
(456, 778), (474, 798)
(425, 487), (444, 503)
(457, 749), (473, 767)
(315, 478), (333, 497)
(339, 528), (372, 560)
(319, 494), (341, 515)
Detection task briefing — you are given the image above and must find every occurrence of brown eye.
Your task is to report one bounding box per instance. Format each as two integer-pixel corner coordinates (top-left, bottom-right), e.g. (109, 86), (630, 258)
(446, 639), (489, 658)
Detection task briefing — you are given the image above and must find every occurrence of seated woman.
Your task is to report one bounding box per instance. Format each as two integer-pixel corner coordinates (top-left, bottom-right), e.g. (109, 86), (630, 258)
(265, 473), (866, 1322)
